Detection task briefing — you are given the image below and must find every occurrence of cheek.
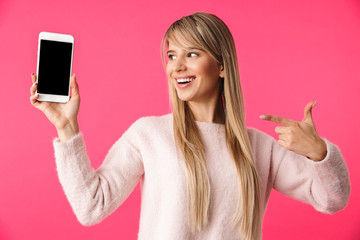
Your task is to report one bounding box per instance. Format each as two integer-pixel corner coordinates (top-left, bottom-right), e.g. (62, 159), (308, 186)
(197, 61), (219, 83)
(165, 64), (170, 77)
(165, 65), (175, 86)
(166, 62), (176, 78)
(197, 58), (216, 75)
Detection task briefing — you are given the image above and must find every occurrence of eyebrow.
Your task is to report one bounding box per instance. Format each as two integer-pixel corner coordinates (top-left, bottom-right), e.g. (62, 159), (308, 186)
(167, 47), (204, 55)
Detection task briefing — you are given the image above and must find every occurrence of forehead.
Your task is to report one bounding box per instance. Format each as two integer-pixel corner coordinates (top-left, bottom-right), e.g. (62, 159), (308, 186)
(166, 32), (201, 51)
(167, 41), (193, 52)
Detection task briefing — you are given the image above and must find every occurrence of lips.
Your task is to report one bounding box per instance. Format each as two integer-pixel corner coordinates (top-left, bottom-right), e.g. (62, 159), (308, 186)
(177, 77), (194, 84)
(174, 76), (196, 88)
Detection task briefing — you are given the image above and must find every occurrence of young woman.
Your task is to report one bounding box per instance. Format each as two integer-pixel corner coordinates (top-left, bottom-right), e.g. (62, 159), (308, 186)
(30, 12), (350, 240)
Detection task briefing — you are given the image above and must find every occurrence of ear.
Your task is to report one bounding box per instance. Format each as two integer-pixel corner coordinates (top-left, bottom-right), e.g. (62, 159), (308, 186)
(219, 65), (224, 78)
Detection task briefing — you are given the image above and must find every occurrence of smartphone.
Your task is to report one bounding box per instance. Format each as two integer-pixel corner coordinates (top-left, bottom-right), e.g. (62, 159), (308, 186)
(36, 32), (74, 102)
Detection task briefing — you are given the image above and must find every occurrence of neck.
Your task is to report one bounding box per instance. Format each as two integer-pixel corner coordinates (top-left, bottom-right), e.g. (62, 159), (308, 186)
(187, 96), (224, 124)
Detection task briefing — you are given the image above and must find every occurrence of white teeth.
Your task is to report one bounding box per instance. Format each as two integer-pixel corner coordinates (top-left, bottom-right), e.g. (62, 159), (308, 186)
(177, 78), (194, 83)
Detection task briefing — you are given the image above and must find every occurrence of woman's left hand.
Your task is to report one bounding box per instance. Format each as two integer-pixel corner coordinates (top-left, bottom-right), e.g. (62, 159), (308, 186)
(260, 101), (327, 162)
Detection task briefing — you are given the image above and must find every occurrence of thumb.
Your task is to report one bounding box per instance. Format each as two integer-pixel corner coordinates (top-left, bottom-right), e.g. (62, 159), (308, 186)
(70, 73), (79, 96)
(302, 100), (316, 124)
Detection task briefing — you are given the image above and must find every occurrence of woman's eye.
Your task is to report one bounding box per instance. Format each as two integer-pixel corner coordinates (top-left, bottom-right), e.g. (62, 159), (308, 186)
(168, 55), (176, 60)
(188, 52), (198, 57)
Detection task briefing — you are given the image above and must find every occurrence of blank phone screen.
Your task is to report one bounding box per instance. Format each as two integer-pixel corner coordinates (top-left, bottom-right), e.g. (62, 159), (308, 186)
(37, 39), (73, 96)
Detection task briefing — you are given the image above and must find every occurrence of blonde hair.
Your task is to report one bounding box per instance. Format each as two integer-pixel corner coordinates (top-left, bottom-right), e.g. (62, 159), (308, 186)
(161, 12), (261, 239)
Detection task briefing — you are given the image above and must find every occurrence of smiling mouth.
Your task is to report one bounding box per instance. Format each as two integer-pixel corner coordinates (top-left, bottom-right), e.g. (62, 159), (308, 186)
(176, 77), (195, 84)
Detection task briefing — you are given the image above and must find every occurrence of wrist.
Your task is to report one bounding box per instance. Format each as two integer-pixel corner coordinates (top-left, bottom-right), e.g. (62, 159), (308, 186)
(307, 139), (327, 162)
(56, 120), (79, 142)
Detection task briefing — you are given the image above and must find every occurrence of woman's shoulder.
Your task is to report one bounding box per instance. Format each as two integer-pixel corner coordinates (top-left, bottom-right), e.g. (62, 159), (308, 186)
(125, 113), (173, 135)
(132, 113), (172, 128)
(118, 113), (174, 147)
(245, 127), (278, 160)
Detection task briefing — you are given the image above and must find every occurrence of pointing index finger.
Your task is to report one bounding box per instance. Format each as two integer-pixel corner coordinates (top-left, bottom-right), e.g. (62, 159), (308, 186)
(260, 114), (295, 126)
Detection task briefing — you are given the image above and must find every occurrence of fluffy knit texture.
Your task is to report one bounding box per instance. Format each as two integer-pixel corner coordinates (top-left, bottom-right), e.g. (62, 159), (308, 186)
(53, 114), (350, 240)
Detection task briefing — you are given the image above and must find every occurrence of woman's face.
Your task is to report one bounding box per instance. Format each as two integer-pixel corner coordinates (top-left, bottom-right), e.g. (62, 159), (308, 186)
(166, 38), (224, 104)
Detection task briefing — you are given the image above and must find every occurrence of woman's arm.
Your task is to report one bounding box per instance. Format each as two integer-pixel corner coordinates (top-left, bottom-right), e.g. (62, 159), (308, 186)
(30, 73), (144, 225)
(261, 101), (350, 213)
(270, 137), (350, 213)
(54, 130), (144, 226)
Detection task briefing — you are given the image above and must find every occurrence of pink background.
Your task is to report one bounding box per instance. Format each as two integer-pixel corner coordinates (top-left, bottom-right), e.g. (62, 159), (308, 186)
(0, 0), (359, 239)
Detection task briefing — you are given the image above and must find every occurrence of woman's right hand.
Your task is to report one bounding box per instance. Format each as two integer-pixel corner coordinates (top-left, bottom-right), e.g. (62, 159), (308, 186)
(30, 73), (80, 141)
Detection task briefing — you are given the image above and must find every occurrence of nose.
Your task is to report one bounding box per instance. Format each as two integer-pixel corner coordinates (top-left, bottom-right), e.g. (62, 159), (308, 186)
(173, 57), (186, 72)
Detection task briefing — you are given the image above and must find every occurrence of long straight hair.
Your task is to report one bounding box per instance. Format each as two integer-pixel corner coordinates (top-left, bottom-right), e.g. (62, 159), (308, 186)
(161, 12), (261, 240)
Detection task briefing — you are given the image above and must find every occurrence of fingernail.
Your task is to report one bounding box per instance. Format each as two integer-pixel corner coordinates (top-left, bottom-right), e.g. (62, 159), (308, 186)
(312, 101), (317, 108)
(31, 73), (34, 77)
(32, 82), (37, 87)
(259, 115), (267, 120)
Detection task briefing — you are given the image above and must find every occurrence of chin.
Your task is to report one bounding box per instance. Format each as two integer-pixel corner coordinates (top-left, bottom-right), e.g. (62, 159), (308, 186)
(175, 90), (191, 102)
(177, 96), (192, 102)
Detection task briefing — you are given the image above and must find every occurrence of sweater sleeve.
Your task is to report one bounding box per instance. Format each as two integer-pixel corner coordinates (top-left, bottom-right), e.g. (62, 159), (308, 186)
(53, 128), (144, 226)
(272, 138), (350, 214)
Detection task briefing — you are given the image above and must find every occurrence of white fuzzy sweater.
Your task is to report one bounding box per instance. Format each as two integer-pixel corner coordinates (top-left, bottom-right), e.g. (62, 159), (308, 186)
(53, 114), (350, 239)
